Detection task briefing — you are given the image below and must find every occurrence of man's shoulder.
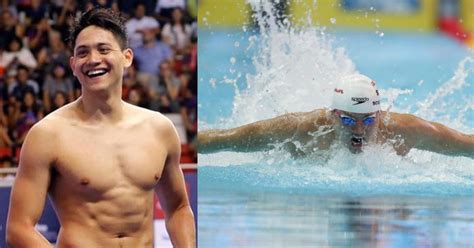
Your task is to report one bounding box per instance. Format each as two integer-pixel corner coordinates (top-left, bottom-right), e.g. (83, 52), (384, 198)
(381, 111), (432, 135)
(23, 113), (63, 145)
(278, 108), (332, 131)
(301, 108), (333, 125)
(125, 103), (176, 132)
(35, 102), (78, 129)
(382, 112), (421, 126)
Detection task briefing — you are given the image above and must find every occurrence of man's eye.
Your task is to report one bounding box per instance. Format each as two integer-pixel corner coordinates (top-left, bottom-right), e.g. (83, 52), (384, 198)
(99, 48), (111, 54)
(76, 50), (87, 57)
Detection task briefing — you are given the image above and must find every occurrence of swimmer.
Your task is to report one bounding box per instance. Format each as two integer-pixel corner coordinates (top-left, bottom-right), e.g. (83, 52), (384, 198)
(199, 74), (473, 158)
(6, 8), (195, 247)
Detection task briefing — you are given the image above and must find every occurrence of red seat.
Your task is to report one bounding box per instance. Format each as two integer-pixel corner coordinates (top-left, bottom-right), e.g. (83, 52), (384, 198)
(0, 147), (12, 157)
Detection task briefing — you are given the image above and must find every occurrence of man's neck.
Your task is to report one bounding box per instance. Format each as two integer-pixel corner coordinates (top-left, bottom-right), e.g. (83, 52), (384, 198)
(77, 90), (125, 125)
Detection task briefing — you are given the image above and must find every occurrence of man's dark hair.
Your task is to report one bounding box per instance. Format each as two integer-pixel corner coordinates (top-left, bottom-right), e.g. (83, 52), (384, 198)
(69, 8), (128, 50)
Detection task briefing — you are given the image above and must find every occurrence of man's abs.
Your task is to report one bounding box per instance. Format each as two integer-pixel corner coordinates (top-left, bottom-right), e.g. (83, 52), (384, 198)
(53, 193), (155, 248)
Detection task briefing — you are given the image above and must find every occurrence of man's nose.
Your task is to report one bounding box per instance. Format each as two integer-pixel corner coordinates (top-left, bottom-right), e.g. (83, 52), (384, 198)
(87, 50), (102, 64)
(351, 121), (365, 134)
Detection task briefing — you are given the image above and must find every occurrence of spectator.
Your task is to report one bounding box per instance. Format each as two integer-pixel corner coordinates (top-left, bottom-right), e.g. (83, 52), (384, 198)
(0, 104), (13, 166)
(4, 70), (17, 100)
(1, 36), (38, 69)
(10, 65), (40, 101)
(179, 73), (197, 160)
(161, 7), (192, 54)
(184, 33), (197, 73)
(0, 110), (13, 161)
(125, 2), (159, 49)
(53, 0), (77, 40)
(122, 63), (150, 105)
(50, 91), (67, 111)
(157, 61), (180, 113)
(27, 17), (52, 54)
(0, 9), (21, 49)
(0, 1), (17, 18)
(134, 28), (173, 110)
(42, 63), (74, 112)
(0, 45), (7, 76)
(13, 90), (44, 145)
(5, 94), (19, 131)
(154, 0), (186, 26)
(24, 0), (49, 23)
(126, 87), (149, 108)
(134, 29), (173, 76)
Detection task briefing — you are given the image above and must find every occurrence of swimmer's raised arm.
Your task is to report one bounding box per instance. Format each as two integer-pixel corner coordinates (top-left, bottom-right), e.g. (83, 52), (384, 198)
(6, 123), (55, 248)
(198, 111), (325, 153)
(393, 114), (474, 158)
(155, 117), (196, 247)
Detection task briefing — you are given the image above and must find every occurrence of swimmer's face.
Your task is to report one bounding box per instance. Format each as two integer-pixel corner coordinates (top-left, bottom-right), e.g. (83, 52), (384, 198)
(333, 110), (380, 153)
(70, 25), (133, 92)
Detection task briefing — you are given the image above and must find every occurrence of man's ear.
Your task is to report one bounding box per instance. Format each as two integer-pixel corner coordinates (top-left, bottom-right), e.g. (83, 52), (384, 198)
(69, 56), (76, 77)
(123, 48), (133, 68)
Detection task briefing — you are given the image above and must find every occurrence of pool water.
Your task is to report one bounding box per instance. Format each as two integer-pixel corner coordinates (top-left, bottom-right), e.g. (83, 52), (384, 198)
(199, 189), (474, 247)
(198, 12), (474, 248)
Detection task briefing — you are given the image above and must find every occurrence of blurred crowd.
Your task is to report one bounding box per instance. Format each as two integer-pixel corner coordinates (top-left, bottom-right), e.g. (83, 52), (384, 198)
(0, 0), (197, 170)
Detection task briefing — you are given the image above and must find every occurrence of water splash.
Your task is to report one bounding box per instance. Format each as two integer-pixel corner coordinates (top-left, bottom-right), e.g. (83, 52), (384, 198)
(225, 1), (357, 126)
(199, 1), (474, 195)
(415, 56), (474, 132)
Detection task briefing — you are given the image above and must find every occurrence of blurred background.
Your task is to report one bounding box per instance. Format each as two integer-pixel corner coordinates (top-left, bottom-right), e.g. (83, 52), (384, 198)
(0, 0), (197, 247)
(198, 0), (473, 43)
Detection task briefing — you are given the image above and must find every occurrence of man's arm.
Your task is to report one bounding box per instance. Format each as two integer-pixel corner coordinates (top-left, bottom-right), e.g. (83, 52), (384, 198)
(6, 123), (55, 247)
(155, 118), (195, 247)
(198, 112), (315, 154)
(395, 114), (474, 158)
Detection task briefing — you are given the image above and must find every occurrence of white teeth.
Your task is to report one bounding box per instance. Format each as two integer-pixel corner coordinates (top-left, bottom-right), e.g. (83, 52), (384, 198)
(87, 69), (107, 76)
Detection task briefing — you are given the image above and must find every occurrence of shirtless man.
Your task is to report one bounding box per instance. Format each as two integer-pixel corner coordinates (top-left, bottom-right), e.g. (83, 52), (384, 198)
(6, 8), (195, 247)
(199, 74), (473, 158)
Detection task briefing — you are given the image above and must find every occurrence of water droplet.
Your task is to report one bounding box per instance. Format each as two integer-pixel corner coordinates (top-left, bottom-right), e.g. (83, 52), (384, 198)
(230, 57), (236, 65)
(209, 78), (217, 87)
(234, 41), (240, 47)
(330, 18), (336, 24)
(379, 32), (384, 37)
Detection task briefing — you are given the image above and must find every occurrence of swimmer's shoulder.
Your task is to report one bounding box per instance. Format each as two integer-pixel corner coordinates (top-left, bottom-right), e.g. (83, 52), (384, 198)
(289, 108), (334, 133)
(379, 111), (426, 135)
(300, 108), (334, 126)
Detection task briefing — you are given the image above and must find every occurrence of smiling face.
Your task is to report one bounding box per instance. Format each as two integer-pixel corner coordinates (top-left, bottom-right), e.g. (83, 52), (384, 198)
(333, 110), (380, 153)
(69, 25), (133, 93)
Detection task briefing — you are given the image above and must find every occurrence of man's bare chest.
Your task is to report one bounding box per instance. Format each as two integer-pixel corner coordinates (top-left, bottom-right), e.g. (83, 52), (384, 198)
(51, 125), (167, 195)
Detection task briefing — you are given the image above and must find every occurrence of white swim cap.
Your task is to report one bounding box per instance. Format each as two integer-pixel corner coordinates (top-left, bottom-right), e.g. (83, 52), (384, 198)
(331, 74), (381, 113)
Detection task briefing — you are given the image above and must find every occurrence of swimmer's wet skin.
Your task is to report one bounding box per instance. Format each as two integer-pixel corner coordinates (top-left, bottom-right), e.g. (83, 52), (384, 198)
(198, 74), (474, 158)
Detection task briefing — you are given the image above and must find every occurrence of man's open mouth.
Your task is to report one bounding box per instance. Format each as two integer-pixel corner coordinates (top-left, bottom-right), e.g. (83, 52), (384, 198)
(351, 135), (365, 147)
(86, 68), (108, 78)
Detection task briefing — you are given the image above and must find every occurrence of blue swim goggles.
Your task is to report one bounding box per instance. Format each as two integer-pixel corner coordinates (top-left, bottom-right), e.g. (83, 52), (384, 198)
(338, 113), (376, 126)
